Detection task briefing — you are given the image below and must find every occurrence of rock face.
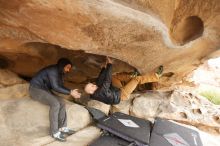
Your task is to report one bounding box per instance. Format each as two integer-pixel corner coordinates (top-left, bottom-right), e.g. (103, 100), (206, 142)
(0, 0), (219, 77)
(87, 100), (111, 115)
(0, 83), (29, 99)
(0, 69), (25, 86)
(0, 69), (29, 100)
(111, 94), (137, 114)
(129, 89), (220, 134)
(0, 98), (91, 146)
(188, 57), (220, 87)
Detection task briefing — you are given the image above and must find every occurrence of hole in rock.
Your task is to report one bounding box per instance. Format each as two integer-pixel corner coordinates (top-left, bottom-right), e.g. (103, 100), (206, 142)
(180, 112), (188, 119)
(0, 55), (10, 69)
(213, 116), (220, 124)
(192, 109), (202, 114)
(171, 16), (204, 45)
(163, 72), (174, 77)
(138, 83), (154, 91)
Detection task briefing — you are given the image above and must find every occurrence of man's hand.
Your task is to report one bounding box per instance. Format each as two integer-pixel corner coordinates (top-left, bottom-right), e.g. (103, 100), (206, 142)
(70, 89), (81, 99)
(106, 56), (113, 64)
(100, 63), (106, 69)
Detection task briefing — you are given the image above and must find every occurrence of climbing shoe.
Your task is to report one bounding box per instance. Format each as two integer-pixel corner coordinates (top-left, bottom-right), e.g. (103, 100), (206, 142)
(155, 65), (164, 77)
(131, 69), (140, 78)
(52, 131), (66, 142)
(60, 127), (75, 136)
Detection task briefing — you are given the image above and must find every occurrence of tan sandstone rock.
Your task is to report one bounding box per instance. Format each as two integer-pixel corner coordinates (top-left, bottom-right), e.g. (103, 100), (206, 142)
(111, 93), (138, 114)
(130, 91), (170, 118)
(0, 0), (219, 77)
(0, 83), (29, 100)
(0, 98), (91, 146)
(130, 89), (220, 134)
(87, 100), (111, 115)
(0, 69), (25, 87)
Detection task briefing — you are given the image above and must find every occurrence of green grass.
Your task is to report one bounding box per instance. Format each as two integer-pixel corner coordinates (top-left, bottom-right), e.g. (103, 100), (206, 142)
(198, 85), (220, 105)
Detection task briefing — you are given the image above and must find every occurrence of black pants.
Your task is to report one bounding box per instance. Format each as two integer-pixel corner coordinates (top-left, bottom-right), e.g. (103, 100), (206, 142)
(29, 85), (67, 135)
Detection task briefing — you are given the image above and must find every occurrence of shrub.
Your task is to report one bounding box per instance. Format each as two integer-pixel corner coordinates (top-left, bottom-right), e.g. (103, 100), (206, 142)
(198, 85), (220, 105)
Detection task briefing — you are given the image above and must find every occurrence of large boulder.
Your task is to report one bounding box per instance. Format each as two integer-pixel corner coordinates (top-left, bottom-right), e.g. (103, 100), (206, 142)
(111, 94), (137, 115)
(188, 57), (220, 87)
(87, 100), (111, 115)
(130, 89), (220, 134)
(130, 91), (169, 119)
(0, 69), (29, 100)
(0, 98), (91, 146)
(0, 83), (29, 100)
(0, 69), (25, 87)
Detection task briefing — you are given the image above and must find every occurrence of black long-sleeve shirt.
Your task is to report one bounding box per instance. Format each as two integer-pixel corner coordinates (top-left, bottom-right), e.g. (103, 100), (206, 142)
(91, 64), (121, 105)
(30, 65), (70, 95)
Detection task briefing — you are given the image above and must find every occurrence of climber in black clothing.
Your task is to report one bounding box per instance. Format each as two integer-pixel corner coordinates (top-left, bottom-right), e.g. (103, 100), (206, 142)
(84, 57), (163, 105)
(86, 57), (121, 104)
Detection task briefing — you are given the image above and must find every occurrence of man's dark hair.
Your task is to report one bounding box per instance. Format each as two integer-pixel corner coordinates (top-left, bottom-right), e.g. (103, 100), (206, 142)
(57, 58), (72, 73)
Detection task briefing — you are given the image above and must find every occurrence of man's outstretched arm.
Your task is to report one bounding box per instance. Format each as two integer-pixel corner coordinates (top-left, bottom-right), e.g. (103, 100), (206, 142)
(48, 71), (71, 95)
(102, 57), (113, 89)
(96, 66), (108, 87)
